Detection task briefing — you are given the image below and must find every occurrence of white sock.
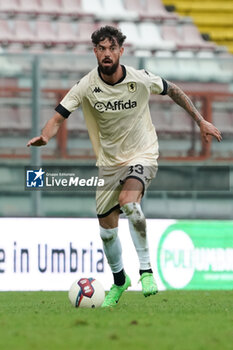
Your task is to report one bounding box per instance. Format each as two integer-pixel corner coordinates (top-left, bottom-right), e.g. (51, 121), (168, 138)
(121, 202), (151, 270)
(99, 226), (123, 273)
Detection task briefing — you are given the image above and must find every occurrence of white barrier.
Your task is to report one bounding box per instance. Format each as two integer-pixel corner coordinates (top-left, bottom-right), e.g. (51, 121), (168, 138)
(1, 218), (232, 291)
(0, 218), (171, 291)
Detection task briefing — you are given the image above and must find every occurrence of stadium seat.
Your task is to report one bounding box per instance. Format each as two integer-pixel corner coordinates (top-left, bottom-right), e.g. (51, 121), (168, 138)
(81, 0), (139, 21)
(0, 20), (14, 45)
(119, 22), (175, 52)
(206, 29), (233, 42)
(162, 24), (216, 51)
(95, 21), (118, 30)
(101, 0), (138, 21)
(80, 0), (103, 18)
(162, 0), (233, 53)
(19, 0), (40, 16)
(61, 0), (93, 18)
(193, 14), (232, 28)
(118, 22), (139, 47)
(0, 0), (19, 15)
(124, 0), (144, 16)
(180, 24), (216, 50)
(34, 21), (57, 47)
(145, 0), (179, 21)
(161, 24), (182, 47)
(18, 0), (92, 19)
(14, 20), (35, 46)
(57, 22), (78, 46)
(165, 1), (232, 14)
(137, 22), (176, 51)
(76, 22), (96, 45)
(125, 0), (179, 21)
(40, 0), (62, 17)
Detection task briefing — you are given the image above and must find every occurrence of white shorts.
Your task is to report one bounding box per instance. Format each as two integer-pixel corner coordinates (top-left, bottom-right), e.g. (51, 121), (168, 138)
(96, 162), (158, 217)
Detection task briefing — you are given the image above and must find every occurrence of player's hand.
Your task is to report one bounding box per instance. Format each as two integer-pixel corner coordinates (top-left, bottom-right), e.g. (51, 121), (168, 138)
(27, 135), (48, 147)
(199, 120), (222, 143)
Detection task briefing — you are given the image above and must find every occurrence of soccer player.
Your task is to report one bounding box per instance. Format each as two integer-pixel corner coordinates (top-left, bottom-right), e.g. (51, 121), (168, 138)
(27, 26), (222, 307)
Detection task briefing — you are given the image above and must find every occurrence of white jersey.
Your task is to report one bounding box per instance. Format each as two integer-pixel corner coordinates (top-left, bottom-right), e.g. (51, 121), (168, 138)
(55, 65), (167, 166)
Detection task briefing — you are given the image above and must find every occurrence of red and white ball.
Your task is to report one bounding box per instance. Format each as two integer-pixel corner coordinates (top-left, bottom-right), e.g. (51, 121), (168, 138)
(68, 278), (105, 308)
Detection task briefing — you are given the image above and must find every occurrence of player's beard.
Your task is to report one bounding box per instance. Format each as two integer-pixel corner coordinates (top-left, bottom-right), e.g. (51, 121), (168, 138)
(98, 58), (120, 76)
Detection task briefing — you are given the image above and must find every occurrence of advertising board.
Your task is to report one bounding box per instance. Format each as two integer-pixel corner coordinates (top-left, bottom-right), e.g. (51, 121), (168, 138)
(0, 218), (232, 291)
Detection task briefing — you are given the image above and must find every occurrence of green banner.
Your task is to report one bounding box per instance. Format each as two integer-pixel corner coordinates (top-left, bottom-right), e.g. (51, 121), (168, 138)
(157, 221), (233, 290)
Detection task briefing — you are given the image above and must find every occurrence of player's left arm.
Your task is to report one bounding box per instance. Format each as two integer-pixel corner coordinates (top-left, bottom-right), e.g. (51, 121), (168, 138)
(166, 80), (222, 143)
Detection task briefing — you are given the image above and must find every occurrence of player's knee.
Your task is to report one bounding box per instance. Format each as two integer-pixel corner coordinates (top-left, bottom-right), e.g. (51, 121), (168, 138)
(99, 226), (118, 243)
(118, 191), (127, 207)
(119, 191), (136, 207)
(119, 178), (144, 207)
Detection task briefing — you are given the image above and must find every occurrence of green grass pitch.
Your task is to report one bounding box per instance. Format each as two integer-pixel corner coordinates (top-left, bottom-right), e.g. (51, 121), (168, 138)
(0, 290), (232, 350)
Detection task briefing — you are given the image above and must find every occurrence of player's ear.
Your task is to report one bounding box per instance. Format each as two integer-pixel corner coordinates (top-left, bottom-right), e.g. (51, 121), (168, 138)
(120, 46), (124, 56)
(93, 46), (98, 56)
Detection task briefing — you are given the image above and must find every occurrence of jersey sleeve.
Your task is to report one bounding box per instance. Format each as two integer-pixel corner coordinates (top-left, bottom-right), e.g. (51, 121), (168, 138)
(144, 70), (168, 95)
(55, 81), (83, 118)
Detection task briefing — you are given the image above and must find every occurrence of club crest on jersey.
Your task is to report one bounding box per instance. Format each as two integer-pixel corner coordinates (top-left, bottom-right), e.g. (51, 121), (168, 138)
(127, 82), (137, 93)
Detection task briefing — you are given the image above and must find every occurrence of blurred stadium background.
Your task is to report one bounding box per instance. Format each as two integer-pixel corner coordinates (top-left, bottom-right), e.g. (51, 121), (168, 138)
(0, 0), (232, 219)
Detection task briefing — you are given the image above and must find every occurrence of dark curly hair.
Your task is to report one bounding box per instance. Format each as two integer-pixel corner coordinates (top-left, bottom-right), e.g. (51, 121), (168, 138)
(91, 25), (126, 47)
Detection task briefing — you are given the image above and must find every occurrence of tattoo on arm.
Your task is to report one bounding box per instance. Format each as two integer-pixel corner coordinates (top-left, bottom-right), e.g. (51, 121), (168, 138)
(166, 81), (204, 126)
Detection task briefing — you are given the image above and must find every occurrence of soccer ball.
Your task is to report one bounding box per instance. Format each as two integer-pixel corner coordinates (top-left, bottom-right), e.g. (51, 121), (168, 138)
(68, 278), (105, 308)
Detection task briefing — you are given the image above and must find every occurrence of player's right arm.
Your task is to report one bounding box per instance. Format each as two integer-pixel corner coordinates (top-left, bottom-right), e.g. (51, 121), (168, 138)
(27, 112), (65, 147)
(27, 78), (86, 147)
